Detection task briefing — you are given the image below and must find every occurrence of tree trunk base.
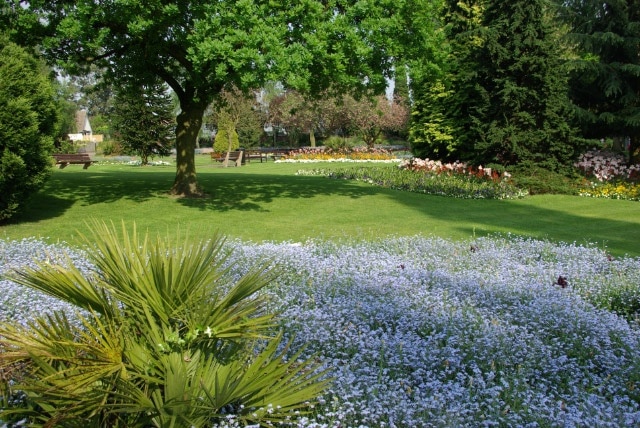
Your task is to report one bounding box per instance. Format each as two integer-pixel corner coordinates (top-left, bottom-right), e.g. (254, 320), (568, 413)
(169, 181), (209, 198)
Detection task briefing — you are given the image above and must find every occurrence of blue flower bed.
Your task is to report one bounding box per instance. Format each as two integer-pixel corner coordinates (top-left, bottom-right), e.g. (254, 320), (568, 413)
(2, 236), (639, 427)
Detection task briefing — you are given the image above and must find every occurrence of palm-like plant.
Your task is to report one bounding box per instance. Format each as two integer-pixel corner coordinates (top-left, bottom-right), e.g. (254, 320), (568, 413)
(0, 221), (329, 427)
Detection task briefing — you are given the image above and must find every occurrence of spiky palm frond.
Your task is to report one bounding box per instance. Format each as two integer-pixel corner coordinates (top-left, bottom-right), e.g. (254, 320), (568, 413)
(0, 221), (330, 427)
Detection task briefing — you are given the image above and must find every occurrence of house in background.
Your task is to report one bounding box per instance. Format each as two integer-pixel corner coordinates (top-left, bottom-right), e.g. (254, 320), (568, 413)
(68, 110), (103, 152)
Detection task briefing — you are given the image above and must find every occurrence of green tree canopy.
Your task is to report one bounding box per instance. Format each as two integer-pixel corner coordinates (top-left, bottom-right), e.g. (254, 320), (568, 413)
(9, 0), (423, 197)
(0, 37), (57, 222)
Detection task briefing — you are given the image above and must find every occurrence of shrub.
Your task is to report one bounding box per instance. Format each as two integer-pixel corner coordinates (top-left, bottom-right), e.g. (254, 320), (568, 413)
(0, 222), (329, 426)
(509, 165), (583, 195)
(322, 136), (356, 151)
(99, 140), (124, 156)
(0, 40), (58, 222)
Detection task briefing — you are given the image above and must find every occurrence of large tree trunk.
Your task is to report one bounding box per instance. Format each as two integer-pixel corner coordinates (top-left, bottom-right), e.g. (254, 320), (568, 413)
(171, 102), (207, 197)
(309, 128), (316, 147)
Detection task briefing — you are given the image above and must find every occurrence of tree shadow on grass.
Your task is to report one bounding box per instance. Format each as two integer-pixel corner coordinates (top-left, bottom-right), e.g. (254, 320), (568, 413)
(8, 193), (74, 224)
(42, 169), (175, 205)
(14, 167), (640, 256)
(175, 172), (375, 212)
(27, 168), (374, 217)
(392, 192), (640, 257)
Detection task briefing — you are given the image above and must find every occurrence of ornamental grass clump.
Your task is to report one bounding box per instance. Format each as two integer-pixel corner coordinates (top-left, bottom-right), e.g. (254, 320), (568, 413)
(0, 222), (329, 427)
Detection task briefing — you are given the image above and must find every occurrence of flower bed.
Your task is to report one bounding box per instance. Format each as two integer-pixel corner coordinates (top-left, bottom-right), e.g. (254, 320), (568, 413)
(3, 236), (639, 427)
(575, 150), (640, 182)
(281, 147), (398, 161)
(298, 162), (528, 199)
(575, 150), (640, 201)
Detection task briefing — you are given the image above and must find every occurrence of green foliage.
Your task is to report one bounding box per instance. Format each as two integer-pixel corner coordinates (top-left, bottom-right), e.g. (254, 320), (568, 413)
(99, 141), (123, 156)
(0, 221), (330, 427)
(213, 116), (240, 154)
(411, 0), (584, 171)
(409, 0), (486, 162)
(508, 165), (583, 195)
(471, 0), (582, 170)
(112, 82), (175, 165)
(322, 136), (357, 151)
(0, 39), (57, 222)
(561, 0), (640, 163)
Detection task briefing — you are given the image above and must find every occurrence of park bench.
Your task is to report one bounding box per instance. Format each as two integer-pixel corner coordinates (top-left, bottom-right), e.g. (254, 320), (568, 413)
(52, 153), (94, 169)
(260, 148), (292, 161)
(244, 150), (268, 163)
(211, 150), (243, 167)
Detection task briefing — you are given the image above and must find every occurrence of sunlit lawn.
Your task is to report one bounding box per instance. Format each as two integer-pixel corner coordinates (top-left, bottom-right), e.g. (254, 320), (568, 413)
(1, 155), (639, 256)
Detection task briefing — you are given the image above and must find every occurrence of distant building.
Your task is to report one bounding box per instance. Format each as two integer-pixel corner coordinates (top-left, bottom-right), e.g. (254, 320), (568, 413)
(68, 110), (103, 143)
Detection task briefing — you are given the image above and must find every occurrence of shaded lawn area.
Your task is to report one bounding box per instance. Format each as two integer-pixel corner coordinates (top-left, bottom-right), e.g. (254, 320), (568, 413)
(1, 160), (639, 257)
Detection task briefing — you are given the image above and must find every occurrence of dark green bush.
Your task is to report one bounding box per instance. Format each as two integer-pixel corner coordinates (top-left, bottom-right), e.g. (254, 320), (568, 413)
(0, 40), (58, 222)
(509, 166), (583, 195)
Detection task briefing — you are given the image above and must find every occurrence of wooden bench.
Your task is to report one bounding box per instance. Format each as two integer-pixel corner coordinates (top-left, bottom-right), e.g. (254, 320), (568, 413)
(244, 150), (267, 163)
(52, 153), (94, 169)
(211, 150), (243, 167)
(260, 148), (292, 161)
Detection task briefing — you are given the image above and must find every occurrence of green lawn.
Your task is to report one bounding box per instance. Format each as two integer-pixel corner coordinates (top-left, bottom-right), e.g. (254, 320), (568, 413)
(2, 156), (639, 257)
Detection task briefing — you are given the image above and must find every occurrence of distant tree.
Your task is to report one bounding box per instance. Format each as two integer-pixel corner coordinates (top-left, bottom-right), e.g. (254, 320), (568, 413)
(52, 79), (79, 146)
(112, 82), (174, 165)
(344, 95), (410, 147)
(208, 87), (264, 150)
(559, 0), (640, 164)
(213, 114), (240, 167)
(0, 38), (57, 222)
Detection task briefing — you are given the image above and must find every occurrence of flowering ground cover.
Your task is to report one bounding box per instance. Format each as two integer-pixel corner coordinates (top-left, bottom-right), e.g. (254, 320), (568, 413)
(297, 164), (528, 200)
(281, 147), (399, 162)
(575, 150), (640, 201)
(2, 235), (639, 427)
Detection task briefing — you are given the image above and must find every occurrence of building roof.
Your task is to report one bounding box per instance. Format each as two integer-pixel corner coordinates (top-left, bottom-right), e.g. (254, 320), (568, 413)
(75, 110), (92, 134)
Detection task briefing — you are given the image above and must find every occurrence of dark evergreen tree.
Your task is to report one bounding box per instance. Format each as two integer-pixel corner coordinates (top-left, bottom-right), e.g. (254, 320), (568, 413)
(112, 82), (175, 165)
(411, 0), (583, 171)
(560, 0), (640, 163)
(471, 0), (582, 171)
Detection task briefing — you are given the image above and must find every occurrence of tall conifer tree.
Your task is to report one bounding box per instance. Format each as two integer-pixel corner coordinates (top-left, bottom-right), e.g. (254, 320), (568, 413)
(409, 0), (485, 161)
(112, 82), (175, 165)
(472, 0), (581, 171)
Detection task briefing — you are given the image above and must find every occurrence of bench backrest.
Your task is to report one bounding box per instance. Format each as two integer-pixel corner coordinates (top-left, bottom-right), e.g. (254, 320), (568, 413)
(53, 153), (91, 161)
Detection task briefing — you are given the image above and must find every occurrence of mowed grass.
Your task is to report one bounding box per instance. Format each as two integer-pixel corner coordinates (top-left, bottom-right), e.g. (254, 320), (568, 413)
(2, 155), (639, 256)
